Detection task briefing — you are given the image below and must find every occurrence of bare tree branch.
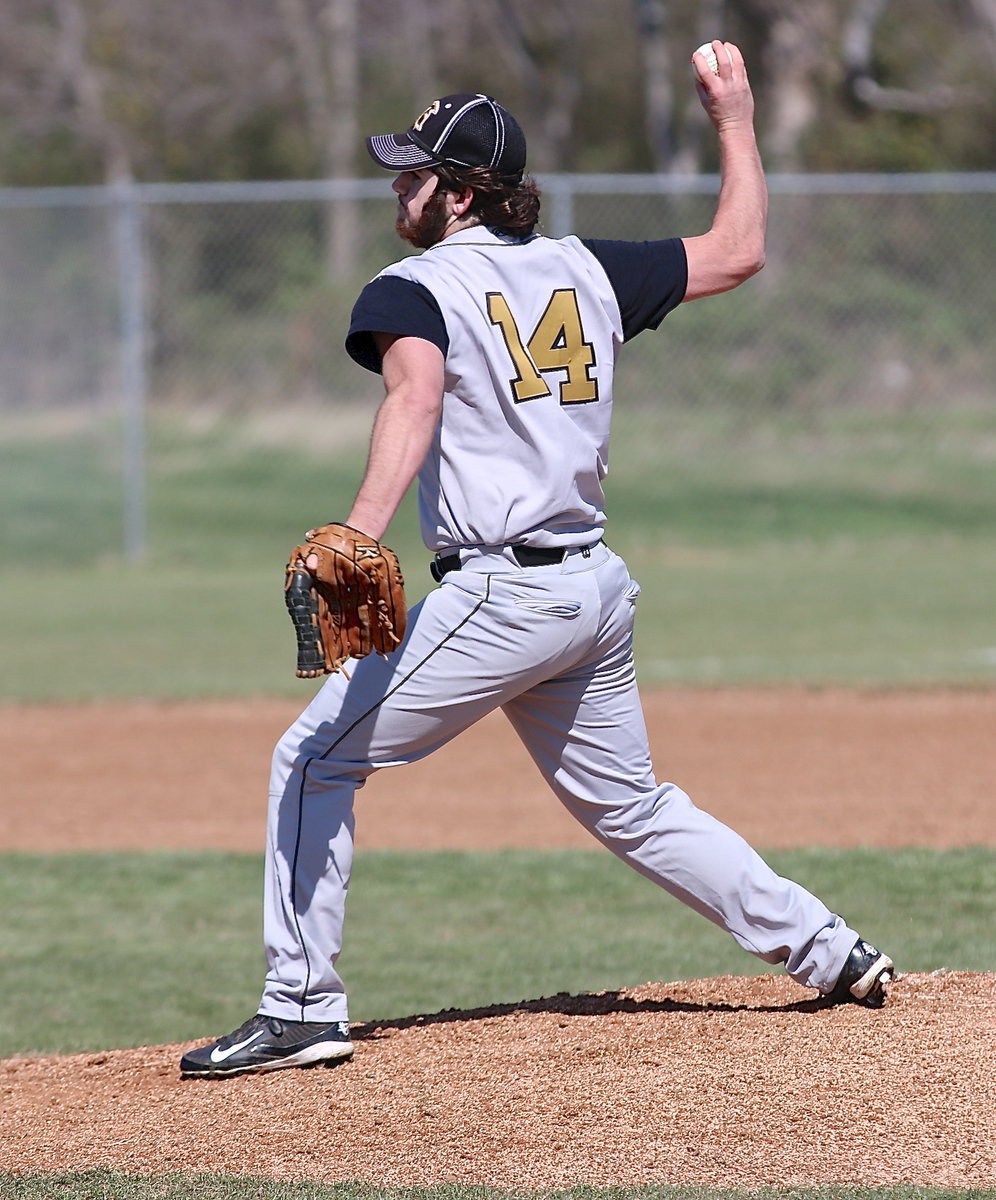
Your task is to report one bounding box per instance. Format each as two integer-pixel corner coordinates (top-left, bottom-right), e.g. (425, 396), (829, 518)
(843, 0), (983, 112)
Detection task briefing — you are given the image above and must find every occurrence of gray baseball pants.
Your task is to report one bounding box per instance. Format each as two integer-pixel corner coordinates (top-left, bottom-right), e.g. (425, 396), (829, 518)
(259, 541), (857, 1022)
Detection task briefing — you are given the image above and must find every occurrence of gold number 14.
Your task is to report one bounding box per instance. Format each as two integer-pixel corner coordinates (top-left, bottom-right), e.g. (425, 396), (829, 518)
(487, 289), (599, 404)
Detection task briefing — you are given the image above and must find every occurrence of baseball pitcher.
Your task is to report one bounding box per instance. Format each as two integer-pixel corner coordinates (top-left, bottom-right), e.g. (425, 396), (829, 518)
(180, 45), (893, 1078)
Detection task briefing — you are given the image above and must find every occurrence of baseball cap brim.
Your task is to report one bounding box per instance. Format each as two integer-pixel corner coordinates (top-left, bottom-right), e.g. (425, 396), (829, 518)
(366, 133), (441, 171)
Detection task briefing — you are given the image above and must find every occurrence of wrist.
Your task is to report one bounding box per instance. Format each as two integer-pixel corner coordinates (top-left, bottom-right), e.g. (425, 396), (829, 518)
(714, 116), (757, 139)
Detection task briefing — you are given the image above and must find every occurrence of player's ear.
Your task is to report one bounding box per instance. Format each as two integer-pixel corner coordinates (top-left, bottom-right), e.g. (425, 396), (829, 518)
(449, 186), (475, 217)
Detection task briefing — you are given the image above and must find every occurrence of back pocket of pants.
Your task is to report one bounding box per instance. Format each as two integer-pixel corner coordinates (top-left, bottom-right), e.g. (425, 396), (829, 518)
(513, 599), (583, 619)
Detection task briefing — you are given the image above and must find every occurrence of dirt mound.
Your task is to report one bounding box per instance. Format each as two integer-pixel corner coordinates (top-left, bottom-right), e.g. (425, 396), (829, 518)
(1, 972), (992, 1188)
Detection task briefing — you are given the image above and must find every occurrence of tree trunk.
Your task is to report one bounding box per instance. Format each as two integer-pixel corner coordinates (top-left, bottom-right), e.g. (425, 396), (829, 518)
(673, 0), (726, 174)
(277, 0), (359, 278)
(54, 0), (132, 184)
(633, 0), (676, 171)
(324, 0), (359, 278)
(759, 3), (835, 172)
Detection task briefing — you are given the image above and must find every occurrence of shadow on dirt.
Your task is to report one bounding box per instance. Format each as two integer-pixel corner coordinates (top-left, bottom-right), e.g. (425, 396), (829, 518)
(351, 983), (831, 1040)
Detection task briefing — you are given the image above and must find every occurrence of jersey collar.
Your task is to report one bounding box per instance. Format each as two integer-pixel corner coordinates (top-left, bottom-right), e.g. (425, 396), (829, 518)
(430, 224), (536, 251)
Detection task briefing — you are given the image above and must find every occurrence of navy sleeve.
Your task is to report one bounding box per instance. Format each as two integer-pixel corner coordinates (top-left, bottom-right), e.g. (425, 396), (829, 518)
(345, 275), (449, 374)
(581, 237), (688, 341)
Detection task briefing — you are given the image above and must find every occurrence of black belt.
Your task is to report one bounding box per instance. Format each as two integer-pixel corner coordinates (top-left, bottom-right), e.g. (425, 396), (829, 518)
(430, 544), (580, 582)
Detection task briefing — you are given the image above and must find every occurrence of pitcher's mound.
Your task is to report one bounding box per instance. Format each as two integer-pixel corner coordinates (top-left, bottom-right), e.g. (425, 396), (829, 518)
(1, 971), (991, 1189)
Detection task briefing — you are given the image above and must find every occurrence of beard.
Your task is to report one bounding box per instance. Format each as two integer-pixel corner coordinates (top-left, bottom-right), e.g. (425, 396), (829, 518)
(395, 188), (453, 249)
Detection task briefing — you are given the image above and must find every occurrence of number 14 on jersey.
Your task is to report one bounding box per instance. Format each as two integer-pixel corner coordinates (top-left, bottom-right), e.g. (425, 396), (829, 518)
(487, 288), (599, 405)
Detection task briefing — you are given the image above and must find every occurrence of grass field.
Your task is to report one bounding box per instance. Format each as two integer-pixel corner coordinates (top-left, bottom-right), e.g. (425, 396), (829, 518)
(1, 402), (994, 700)
(2, 402), (994, 1199)
(0, 845), (992, 1059)
(2, 1175), (990, 1200)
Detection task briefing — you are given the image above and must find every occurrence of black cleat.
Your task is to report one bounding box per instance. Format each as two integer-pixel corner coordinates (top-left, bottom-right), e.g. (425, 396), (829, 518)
(823, 937), (895, 1008)
(180, 1013), (353, 1077)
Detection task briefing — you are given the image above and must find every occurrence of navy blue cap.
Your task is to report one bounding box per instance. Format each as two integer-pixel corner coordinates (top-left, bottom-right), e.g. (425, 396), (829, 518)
(366, 94), (527, 178)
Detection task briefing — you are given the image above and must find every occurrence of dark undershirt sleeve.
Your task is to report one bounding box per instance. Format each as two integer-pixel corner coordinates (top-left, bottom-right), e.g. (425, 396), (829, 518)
(581, 237), (688, 341)
(345, 275), (448, 374)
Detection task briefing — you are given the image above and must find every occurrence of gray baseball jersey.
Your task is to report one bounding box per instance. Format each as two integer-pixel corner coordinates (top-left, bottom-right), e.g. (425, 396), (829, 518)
(368, 229), (621, 550)
(347, 229), (684, 550)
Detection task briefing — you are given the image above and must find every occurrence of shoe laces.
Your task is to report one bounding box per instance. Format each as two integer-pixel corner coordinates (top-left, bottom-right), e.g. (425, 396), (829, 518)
(216, 1013), (277, 1049)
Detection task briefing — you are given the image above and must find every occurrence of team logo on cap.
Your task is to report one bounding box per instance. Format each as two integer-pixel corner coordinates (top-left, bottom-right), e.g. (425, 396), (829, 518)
(413, 101), (441, 132)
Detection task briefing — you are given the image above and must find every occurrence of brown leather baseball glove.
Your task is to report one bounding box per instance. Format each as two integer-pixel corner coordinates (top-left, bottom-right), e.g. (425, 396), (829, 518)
(284, 523), (407, 677)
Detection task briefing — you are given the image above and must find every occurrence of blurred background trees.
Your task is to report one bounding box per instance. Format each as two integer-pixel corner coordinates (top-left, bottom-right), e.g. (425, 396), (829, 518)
(0, 0), (994, 187)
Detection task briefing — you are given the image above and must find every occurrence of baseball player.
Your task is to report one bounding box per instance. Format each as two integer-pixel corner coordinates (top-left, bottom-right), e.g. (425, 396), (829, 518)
(180, 44), (894, 1078)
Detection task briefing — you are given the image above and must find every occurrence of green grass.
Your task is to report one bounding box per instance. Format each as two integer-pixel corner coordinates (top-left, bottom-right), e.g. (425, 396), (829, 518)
(1, 536), (993, 702)
(1, 404), (995, 700)
(606, 405), (996, 549)
(1, 1179), (993, 1200)
(2, 1178), (993, 1200)
(1, 847), (991, 1059)
(629, 537), (996, 686)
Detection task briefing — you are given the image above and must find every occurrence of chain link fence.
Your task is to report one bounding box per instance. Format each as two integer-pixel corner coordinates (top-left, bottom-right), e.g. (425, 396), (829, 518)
(1, 173), (994, 561)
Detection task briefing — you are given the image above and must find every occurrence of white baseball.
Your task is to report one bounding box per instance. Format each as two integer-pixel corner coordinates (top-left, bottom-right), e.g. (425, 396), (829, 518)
(693, 41), (732, 74)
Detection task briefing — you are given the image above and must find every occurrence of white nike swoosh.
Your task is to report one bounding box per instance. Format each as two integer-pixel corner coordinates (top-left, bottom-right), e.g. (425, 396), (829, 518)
(209, 1030), (268, 1063)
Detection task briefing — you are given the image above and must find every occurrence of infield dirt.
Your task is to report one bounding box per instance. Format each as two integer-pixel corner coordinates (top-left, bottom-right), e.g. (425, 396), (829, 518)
(1, 688), (994, 1188)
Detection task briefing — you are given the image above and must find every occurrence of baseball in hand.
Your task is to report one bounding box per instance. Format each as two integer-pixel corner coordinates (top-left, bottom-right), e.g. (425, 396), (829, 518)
(693, 41), (732, 74)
